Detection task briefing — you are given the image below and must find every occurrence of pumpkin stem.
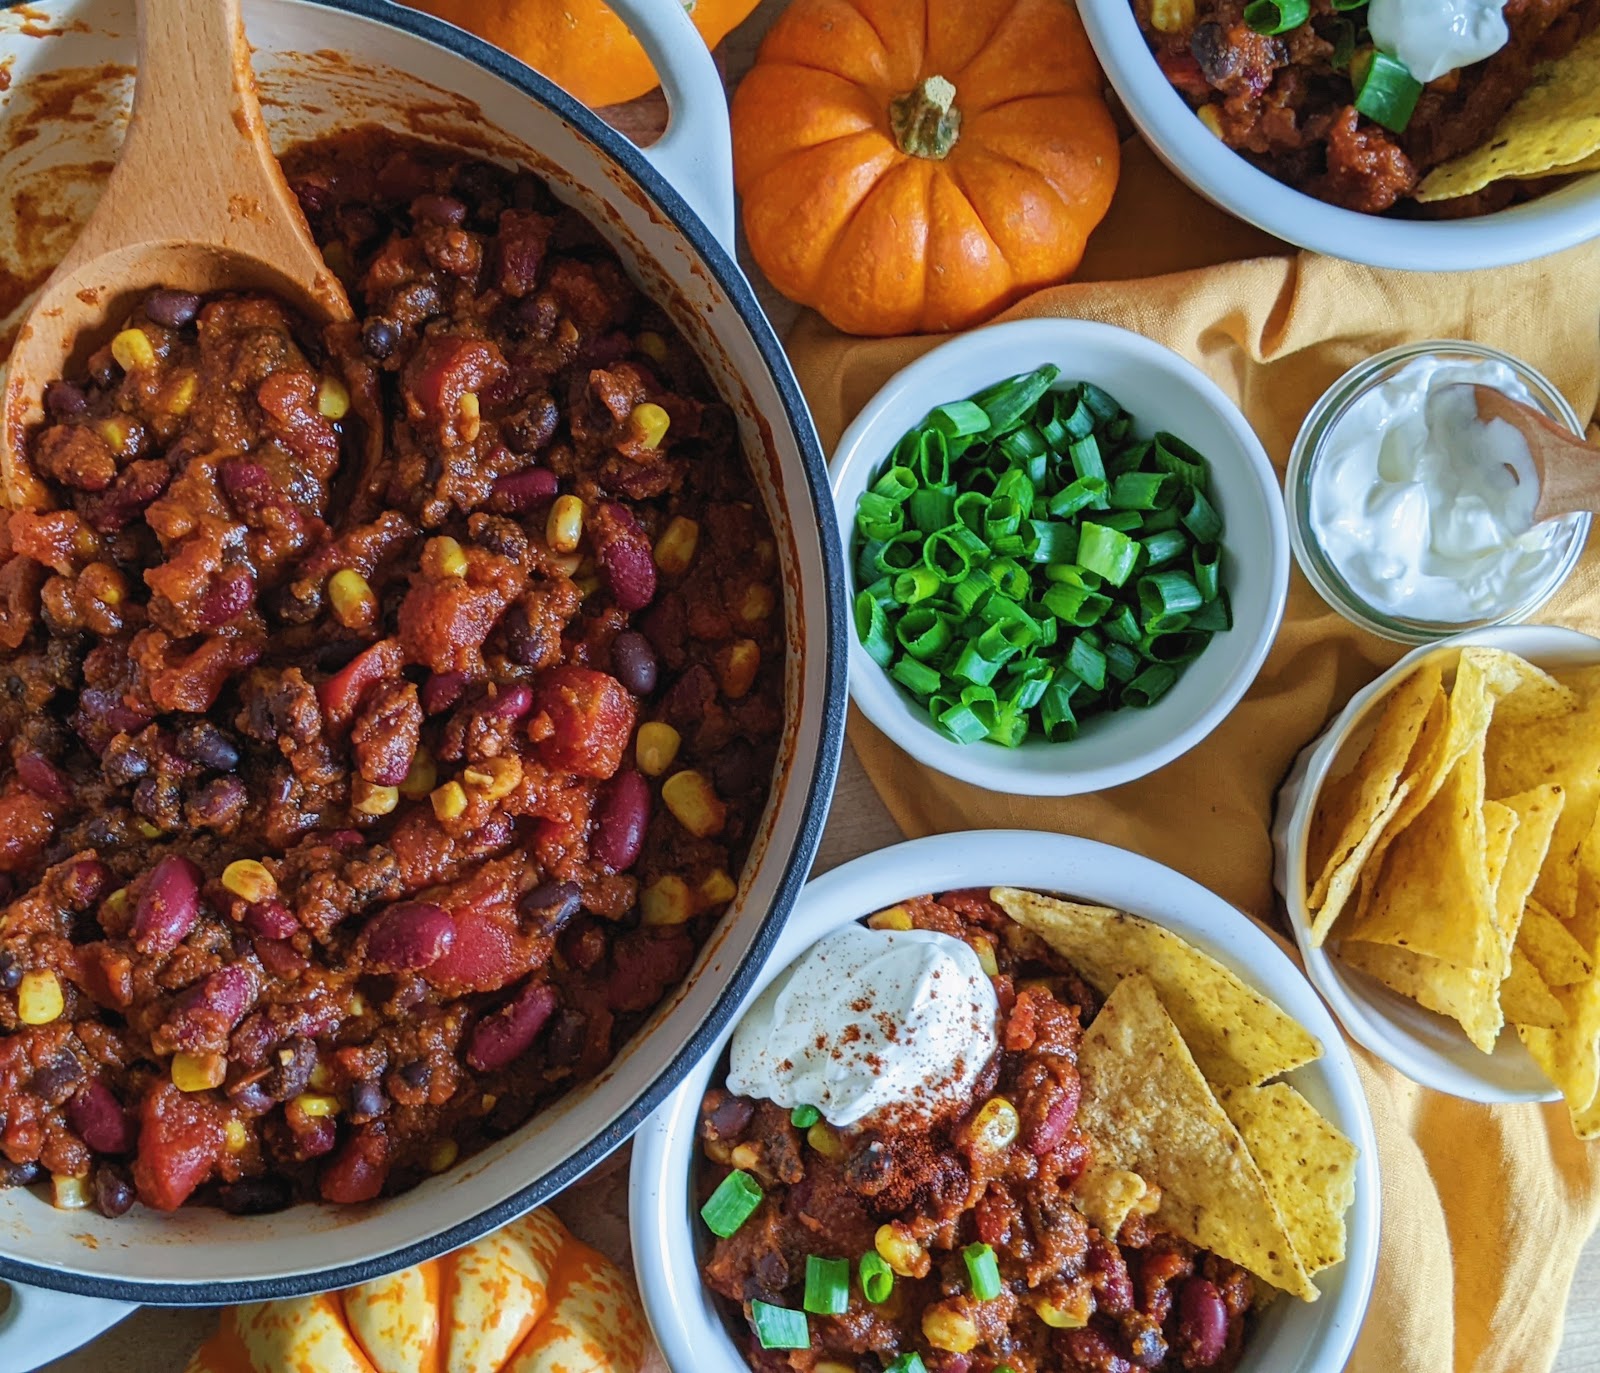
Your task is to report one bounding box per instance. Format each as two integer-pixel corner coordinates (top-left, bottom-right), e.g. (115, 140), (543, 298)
(889, 75), (962, 160)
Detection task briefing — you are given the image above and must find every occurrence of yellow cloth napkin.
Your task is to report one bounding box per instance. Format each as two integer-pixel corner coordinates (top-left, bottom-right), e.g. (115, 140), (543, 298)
(784, 135), (1600, 1373)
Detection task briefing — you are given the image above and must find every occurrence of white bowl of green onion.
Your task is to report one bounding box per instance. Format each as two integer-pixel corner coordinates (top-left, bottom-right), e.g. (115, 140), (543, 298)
(831, 318), (1289, 796)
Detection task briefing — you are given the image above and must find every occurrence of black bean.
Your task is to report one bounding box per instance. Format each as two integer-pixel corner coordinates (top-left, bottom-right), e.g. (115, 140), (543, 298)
(227, 1079), (275, 1116)
(89, 355), (119, 388)
(412, 193), (468, 226)
(519, 881), (582, 937)
(0, 951), (22, 992)
(0, 1160), (40, 1187)
(175, 721), (240, 771)
(397, 1059), (431, 1091)
(142, 289), (202, 329)
(361, 317), (399, 359)
(43, 381), (88, 419)
(545, 1009), (587, 1067)
(262, 1037), (317, 1101)
(712, 738), (768, 797)
(610, 631), (658, 696)
(218, 1176), (293, 1215)
(30, 1056), (83, 1106)
(347, 1080), (386, 1123)
(93, 1164), (135, 1219)
(501, 394), (559, 454)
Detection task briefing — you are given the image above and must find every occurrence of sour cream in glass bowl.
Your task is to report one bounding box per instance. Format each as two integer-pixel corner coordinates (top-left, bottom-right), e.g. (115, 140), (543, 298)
(1285, 341), (1590, 643)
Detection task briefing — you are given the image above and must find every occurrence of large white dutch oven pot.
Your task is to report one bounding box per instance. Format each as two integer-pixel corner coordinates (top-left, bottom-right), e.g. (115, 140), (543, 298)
(0, 0), (846, 1363)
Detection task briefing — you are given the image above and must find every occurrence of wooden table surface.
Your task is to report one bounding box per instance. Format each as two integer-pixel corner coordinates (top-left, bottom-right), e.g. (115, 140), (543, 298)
(35, 0), (1600, 1366)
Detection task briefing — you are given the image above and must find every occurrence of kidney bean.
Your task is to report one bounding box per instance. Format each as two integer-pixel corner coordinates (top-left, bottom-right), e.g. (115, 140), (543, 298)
(242, 898), (299, 941)
(364, 901), (456, 973)
(477, 683), (533, 722)
(490, 466), (558, 512)
(423, 671), (468, 715)
(519, 881), (581, 937)
(560, 917), (608, 972)
(594, 505), (656, 612)
(174, 721), (239, 771)
(67, 1081), (137, 1155)
(412, 192), (468, 226)
(15, 751), (70, 805)
(218, 1175), (293, 1215)
(501, 394), (559, 453)
(464, 980), (558, 1071)
(397, 1059), (431, 1091)
(1025, 1071), (1081, 1157)
(1176, 1277), (1229, 1367)
(133, 854), (202, 956)
(44, 380), (88, 418)
(62, 857), (110, 909)
(94, 1163), (136, 1218)
(319, 1125), (389, 1204)
(591, 769), (649, 874)
(609, 631), (658, 696)
(201, 567), (256, 627)
(31, 1055), (83, 1105)
(142, 289), (202, 329)
(702, 1092), (754, 1141)
(1088, 1234), (1135, 1316)
(167, 965), (258, 1047)
(1063, 1330), (1131, 1373)
(291, 1114), (338, 1160)
(228, 1079), (275, 1117)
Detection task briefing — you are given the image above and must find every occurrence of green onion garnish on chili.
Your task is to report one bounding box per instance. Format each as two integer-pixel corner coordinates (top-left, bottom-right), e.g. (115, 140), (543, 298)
(749, 1300), (809, 1350)
(700, 1169), (763, 1239)
(885, 1355), (929, 1373)
(803, 1254), (851, 1315)
(790, 1104), (821, 1129)
(1353, 49), (1422, 133)
(1243, 0), (1309, 33)
(859, 1251), (895, 1304)
(851, 367), (1230, 745)
(963, 1241), (1003, 1300)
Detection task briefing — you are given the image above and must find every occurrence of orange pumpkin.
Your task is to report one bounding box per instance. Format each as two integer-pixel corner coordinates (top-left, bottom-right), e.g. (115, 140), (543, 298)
(184, 1208), (650, 1373)
(402, 0), (759, 108)
(731, 0), (1122, 336)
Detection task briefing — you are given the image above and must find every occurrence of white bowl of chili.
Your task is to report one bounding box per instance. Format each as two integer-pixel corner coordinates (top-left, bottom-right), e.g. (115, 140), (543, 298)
(630, 830), (1380, 1373)
(832, 319), (1288, 796)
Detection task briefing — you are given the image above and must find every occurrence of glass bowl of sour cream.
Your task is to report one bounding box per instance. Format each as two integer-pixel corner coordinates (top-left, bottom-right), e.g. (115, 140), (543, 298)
(1286, 341), (1590, 643)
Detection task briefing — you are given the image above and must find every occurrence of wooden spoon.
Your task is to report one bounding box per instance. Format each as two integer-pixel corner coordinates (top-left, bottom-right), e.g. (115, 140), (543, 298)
(1459, 384), (1600, 524)
(0, 0), (351, 507)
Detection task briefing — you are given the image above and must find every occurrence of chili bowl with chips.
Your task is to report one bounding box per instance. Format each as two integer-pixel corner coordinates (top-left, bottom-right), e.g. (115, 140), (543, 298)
(1273, 624), (1600, 1111)
(631, 829), (1379, 1373)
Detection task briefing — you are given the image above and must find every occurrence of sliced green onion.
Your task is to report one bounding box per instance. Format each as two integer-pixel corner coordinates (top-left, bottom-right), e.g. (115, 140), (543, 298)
(1153, 433), (1207, 487)
(1048, 475), (1109, 518)
(1194, 544), (1221, 603)
(1353, 49), (1422, 133)
(896, 607), (954, 661)
(891, 657), (942, 697)
(871, 465), (918, 502)
(854, 591), (894, 668)
(1329, 15), (1357, 67)
(929, 399), (990, 437)
(874, 531), (921, 575)
(855, 490), (905, 541)
(1138, 571), (1204, 627)
(973, 365), (1060, 433)
(1077, 522), (1141, 587)
(701, 1170), (763, 1238)
(908, 486), (956, 534)
(1109, 470), (1175, 511)
(1040, 677), (1078, 741)
(963, 1242), (1003, 1300)
(1244, 0), (1309, 32)
(1180, 487), (1223, 543)
(924, 525), (987, 582)
(803, 1255), (850, 1316)
(1141, 528), (1189, 567)
(885, 1356), (928, 1373)
(1068, 433), (1104, 482)
(1042, 583), (1113, 627)
(859, 1251), (895, 1304)
(749, 1300), (808, 1351)
(1126, 663), (1179, 708)
(789, 1104), (820, 1129)
(1066, 636), (1108, 692)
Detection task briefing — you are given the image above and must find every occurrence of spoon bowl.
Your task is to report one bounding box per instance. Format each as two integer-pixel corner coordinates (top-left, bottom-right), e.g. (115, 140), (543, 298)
(0, 0), (349, 506)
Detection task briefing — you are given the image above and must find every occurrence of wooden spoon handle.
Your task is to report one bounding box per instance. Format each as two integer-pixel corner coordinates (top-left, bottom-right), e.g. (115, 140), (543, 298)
(1470, 386), (1600, 523)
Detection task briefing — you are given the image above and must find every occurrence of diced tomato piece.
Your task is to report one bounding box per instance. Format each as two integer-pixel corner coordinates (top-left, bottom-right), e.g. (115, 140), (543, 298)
(528, 666), (636, 780)
(318, 638), (405, 730)
(131, 1082), (226, 1211)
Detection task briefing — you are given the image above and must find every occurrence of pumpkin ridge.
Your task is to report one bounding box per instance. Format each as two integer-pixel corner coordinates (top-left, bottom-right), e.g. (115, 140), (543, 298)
(964, 96), (1120, 215)
(818, 156), (926, 286)
(953, 141), (1076, 221)
(944, 159), (1021, 269)
(928, 0), (1025, 84)
(749, 58), (897, 116)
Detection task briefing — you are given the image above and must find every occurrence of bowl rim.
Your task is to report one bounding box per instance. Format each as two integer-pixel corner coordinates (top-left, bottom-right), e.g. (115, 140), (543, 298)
(1271, 623), (1595, 1103)
(830, 317), (1290, 797)
(630, 829), (1383, 1373)
(0, 0), (848, 1306)
(1073, 0), (1600, 271)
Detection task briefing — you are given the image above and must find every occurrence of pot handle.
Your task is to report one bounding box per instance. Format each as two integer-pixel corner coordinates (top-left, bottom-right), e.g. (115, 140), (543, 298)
(0, 1282), (136, 1371)
(603, 0), (736, 253)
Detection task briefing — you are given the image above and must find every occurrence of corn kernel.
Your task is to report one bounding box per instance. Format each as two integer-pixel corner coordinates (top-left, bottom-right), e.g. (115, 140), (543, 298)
(426, 536), (469, 579)
(352, 779), (399, 816)
(399, 746), (438, 799)
(172, 1051), (226, 1092)
(1033, 1288), (1091, 1329)
(349, 991), (368, 1017)
(737, 583), (776, 624)
(308, 1060), (334, 1091)
(462, 753), (522, 801)
(479, 1093), (498, 1113)
(874, 1222), (930, 1278)
(317, 376), (351, 420)
(1197, 104), (1225, 138)
(637, 330), (669, 365)
(51, 1173), (92, 1210)
(103, 887), (130, 922)
(867, 904), (914, 932)
(815, 1364), (858, 1373)
(970, 934), (999, 978)
(165, 372), (198, 417)
(458, 390), (481, 442)
(81, 562), (126, 608)
(292, 1092), (341, 1118)
(654, 516), (699, 576)
(96, 416), (134, 456)
(427, 1138), (459, 1173)
(552, 551), (584, 578)
(328, 568), (377, 629)
(635, 721), (681, 777)
(431, 780), (468, 821)
(630, 402), (670, 449)
(225, 1118), (250, 1153)
(729, 1142), (762, 1172)
(809, 1121), (848, 1163)
(221, 859), (278, 904)
(1149, 0), (1195, 30)
(110, 327), (156, 372)
(698, 869), (737, 907)
(923, 1304), (980, 1354)
(718, 639), (760, 700)
(967, 1096), (1020, 1153)
(661, 770), (726, 838)
(136, 820), (163, 840)
(546, 495), (585, 554)
(17, 969), (63, 1025)
(641, 875), (694, 926)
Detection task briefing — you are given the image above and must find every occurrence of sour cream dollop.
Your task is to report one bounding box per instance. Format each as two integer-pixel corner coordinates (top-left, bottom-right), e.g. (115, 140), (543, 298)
(727, 925), (999, 1128)
(1309, 354), (1575, 624)
(1368, 0), (1508, 83)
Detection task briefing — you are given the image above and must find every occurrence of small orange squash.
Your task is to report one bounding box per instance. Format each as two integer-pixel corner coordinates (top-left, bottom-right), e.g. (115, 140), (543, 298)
(184, 1208), (649, 1373)
(731, 0), (1122, 336)
(402, 0), (760, 108)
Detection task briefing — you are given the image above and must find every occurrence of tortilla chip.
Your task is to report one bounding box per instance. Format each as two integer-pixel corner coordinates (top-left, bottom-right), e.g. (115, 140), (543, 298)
(1518, 899), (1595, 987)
(1350, 740), (1501, 974)
(1492, 786), (1565, 970)
(1502, 948), (1567, 1029)
(1480, 653), (1579, 726)
(1218, 1083), (1358, 1277)
(1076, 976), (1317, 1300)
(1338, 940), (1504, 1053)
(1307, 662), (1443, 911)
(1072, 1164), (1151, 1239)
(1519, 988), (1600, 1121)
(993, 888), (1322, 1087)
(1310, 780), (1416, 947)
(1416, 29), (1600, 201)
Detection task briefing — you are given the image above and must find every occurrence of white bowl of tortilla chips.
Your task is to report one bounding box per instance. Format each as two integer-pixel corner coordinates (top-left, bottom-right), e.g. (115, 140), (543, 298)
(1275, 625), (1600, 1119)
(632, 830), (1379, 1373)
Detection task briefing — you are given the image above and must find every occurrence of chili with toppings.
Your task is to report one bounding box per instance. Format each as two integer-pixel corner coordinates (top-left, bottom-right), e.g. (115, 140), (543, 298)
(0, 130), (784, 1216)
